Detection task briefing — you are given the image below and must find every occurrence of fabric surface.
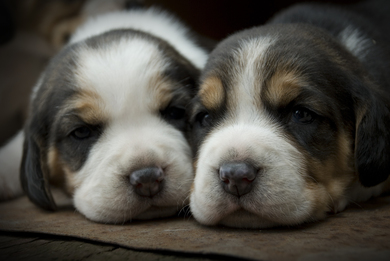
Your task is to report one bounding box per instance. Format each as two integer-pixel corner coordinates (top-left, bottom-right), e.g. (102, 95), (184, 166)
(0, 190), (389, 261)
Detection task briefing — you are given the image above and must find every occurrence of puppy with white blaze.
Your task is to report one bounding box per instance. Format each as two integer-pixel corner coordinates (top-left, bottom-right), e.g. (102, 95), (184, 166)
(0, 6), (209, 223)
(189, 0), (390, 228)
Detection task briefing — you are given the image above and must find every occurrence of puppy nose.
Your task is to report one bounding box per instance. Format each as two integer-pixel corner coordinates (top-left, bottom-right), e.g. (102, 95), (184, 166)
(130, 167), (164, 197)
(219, 162), (257, 197)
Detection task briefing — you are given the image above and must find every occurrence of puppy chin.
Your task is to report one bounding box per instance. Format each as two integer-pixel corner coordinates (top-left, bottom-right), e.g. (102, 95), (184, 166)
(76, 199), (180, 223)
(73, 197), (146, 224)
(219, 209), (280, 229)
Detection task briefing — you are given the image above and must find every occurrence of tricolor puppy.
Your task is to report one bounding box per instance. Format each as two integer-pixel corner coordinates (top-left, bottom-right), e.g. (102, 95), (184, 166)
(190, 1), (390, 228)
(18, 7), (209, 223)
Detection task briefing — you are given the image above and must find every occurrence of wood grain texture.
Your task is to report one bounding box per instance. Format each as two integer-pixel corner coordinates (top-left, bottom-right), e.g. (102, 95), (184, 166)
(0, 189), (390, 260)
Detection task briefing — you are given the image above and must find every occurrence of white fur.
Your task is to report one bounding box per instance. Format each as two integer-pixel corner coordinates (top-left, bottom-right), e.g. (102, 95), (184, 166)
(347, 180), (389, 204)
(69, 7), (208, 70)
(339, 26), (373, 59)
(332, 179), (390, 214)
(0, 131), (24, 200)
(232, 38), (274, 118)
(30, 73), (45, 103)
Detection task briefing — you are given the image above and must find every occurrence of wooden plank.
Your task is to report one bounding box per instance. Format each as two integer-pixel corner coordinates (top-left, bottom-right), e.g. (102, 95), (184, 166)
(0, 234), (232, 261)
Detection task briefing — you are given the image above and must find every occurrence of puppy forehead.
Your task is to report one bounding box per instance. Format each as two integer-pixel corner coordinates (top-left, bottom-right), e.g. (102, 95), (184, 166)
(264, 68), (306, 108)
(75, 36), (173, 116)
(67, 88), (108, 124)
(200, 35), (313, 113)
(199, 37), (275, 111)
(199, 76), (225, 111)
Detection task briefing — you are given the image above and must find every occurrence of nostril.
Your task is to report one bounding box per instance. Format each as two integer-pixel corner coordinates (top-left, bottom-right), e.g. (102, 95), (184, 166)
(155, 169), (164, 182)
(130, 167), (164, 197)
(219, 162), (258, 197)
(242, 177), (254, 183)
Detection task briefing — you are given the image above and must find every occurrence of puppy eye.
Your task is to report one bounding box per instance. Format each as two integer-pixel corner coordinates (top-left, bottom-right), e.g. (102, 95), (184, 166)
(161, 106), (186, 120)
(195, 112), (212, 127)
(293, 107), (316, 124)
(71, 126), (91, 140)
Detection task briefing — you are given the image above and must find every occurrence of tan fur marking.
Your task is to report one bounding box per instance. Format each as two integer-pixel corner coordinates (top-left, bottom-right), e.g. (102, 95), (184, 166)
(47, 89), (107, 196)
(304, 129), (354, 214)
(199, 76), (225, 110)
(354, 104), (367, 156)
(70, 89), (108, 125)
(47, 146), (76, 196)
(265, 69), (305, 107)
(63, 166), (77, 195)
(192, 157), (198, 176)
(47, 146), (65, 187)
(355, 104), (367, 130)
(148, 74), (174, 111)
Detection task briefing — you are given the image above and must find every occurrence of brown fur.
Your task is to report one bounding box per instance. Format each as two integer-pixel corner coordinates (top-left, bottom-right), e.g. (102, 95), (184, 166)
(70, 89), (108, 125)
(149, 75), (175, 111)
(199, 76), (225, 110)
(264, 69), (305, 108)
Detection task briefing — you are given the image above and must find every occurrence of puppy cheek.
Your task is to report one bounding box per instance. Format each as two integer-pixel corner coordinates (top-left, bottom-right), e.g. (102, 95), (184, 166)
(306, 130), (355, 214)
(189, 184), (227, 226)
(304, 182), (332, 221)
(47, 147), (78, 196)
(190, 158), (239, 225)
(72, 173), (140, 223)
(47, 147), (65, 187)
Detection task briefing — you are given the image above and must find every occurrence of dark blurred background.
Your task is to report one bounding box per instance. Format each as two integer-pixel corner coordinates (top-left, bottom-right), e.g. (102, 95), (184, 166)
(143, 0), (360, 41)
(0, 0), (361, 146)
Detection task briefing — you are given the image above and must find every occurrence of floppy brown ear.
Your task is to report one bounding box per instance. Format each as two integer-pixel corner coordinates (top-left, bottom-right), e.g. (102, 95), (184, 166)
(355, 92), (390, 187)
(20, 130), (56, 210)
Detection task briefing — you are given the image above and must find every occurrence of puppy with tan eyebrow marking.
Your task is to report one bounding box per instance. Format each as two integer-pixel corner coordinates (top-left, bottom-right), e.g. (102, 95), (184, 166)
(190, 0), (390, 229)
(0, 5), (210, 223)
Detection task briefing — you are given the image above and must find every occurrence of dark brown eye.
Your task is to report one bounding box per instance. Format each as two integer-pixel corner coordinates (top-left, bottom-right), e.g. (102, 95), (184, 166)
(195, 112), (212, 127)
(71, 126), (91, 140)
(161, 106), (186, 120)
(293, 107), (316, 124)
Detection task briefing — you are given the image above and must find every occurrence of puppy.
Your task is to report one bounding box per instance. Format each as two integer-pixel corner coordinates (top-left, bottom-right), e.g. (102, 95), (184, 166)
(190, 0), (390, 228)
(3, 6), (209, 223)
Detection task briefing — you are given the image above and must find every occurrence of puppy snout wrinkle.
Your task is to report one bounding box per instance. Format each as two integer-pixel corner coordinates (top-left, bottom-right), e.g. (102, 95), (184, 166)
(130, 167), (164, 197)
(219, 162), (257, 197)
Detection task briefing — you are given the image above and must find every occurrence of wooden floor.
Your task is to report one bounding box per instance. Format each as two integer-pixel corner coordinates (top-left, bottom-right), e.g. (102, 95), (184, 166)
(2, 193), (390, 261)
(0, 231), (248, 261)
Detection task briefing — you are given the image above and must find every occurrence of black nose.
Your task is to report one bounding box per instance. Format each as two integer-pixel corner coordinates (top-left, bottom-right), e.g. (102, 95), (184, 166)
(219, 162), (257, 197)
(130, 167), (164, 197)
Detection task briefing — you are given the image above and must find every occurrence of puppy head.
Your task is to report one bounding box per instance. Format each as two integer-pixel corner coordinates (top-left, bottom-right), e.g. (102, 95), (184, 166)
(21, 29), (201, 223)
(190, 24), (390, 228)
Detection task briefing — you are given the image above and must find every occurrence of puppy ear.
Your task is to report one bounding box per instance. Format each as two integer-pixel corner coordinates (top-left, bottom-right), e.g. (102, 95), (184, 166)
(355, 91), (390, 187)
(20, 131), (57, 210)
